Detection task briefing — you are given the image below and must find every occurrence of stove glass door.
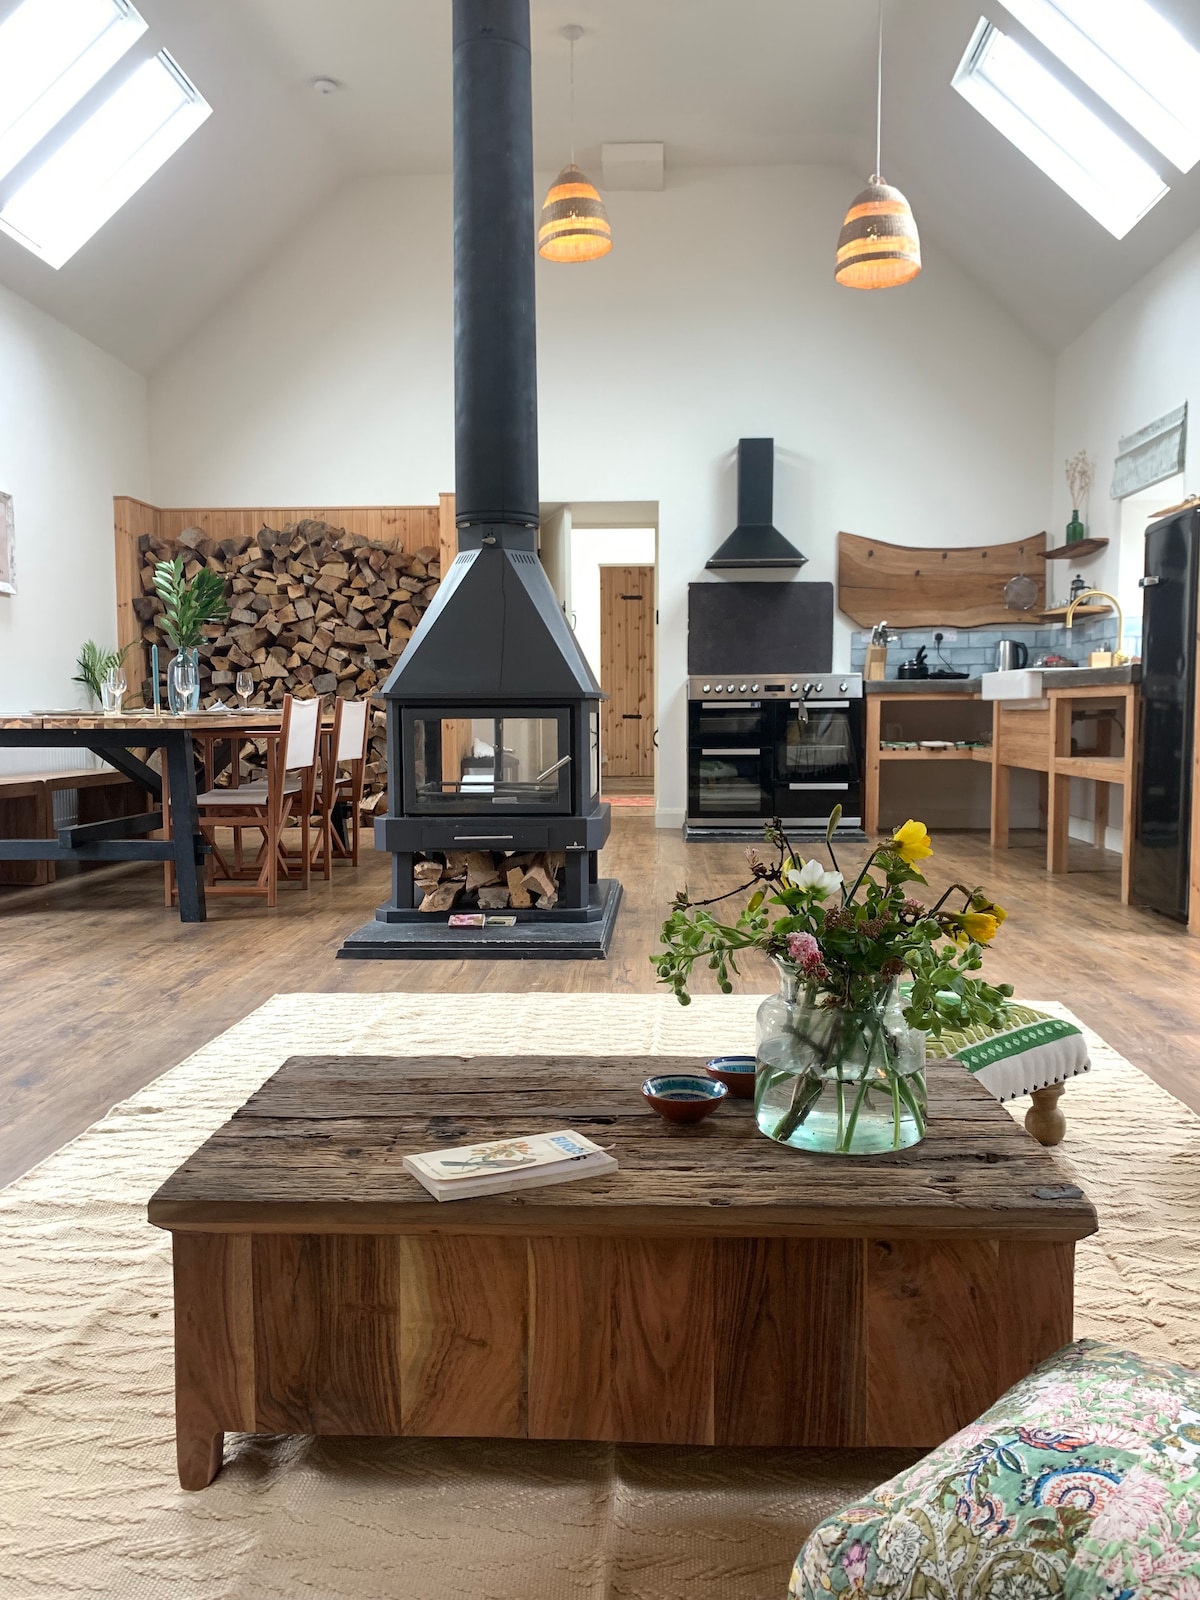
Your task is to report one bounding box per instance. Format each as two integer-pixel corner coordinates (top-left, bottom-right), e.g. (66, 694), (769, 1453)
(404, 708), (573, 814)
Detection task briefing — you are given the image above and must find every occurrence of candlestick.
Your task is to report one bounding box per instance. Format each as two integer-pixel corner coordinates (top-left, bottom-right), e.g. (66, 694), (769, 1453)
(151, 643), (160, 714)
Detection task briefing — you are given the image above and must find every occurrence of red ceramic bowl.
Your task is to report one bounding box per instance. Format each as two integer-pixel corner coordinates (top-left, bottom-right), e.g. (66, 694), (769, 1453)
(705, 1055), (757, 1099)
(641, 1073), (728, 1124)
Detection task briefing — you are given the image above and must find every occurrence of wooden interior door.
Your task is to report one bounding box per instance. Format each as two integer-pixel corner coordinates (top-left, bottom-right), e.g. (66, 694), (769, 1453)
(600, 565), (654, 780)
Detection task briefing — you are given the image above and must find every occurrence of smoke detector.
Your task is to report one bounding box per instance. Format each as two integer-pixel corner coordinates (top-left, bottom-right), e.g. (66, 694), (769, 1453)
(311, 76), (341, 95)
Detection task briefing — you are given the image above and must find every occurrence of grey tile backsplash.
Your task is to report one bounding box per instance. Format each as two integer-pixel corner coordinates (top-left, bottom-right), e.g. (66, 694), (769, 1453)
(849, 614), (1131, 675)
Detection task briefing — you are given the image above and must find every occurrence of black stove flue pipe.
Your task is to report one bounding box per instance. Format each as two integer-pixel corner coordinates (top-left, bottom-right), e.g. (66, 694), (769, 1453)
(452, 0), (539, 548)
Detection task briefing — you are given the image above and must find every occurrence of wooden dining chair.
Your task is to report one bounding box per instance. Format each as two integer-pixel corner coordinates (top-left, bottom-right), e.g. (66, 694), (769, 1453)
(195, 695), (322, 906)
(312, 697), (371, 877)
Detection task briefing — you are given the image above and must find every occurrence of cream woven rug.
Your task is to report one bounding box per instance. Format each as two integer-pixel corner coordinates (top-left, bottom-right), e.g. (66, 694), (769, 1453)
(2, 994), (1199, 1600)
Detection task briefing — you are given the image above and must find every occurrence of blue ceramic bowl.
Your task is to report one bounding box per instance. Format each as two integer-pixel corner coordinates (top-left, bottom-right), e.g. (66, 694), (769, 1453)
(705, 1055), (757, 1099)
(642, 1073), (728, 1124)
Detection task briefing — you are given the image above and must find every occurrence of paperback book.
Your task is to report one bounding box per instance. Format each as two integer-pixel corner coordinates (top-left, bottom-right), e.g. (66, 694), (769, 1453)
(403, 1129), (617, 1202)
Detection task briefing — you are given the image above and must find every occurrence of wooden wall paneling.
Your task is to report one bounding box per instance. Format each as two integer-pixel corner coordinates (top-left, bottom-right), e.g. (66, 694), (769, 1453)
(172, 1233), (255, 1490)
(864, 1238), (1001, 1447)
(713, 1237), (866, 1446)
(610, 1237), (715, 1444)
(438, 492), (457, 580)
(251, 1234), (405, 1436)
(600, 564), (654, 779)
(996, 1242), (1075, 1392)
(838, 531), (1047, 628)
(153, 504), (442, 554)
(113, 496), (160, 694)
(528, 1236), (615, 1439)
(397, 1235), (528, 1438)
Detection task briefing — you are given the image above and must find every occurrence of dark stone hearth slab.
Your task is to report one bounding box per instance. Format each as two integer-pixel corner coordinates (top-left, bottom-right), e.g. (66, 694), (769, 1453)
(338, 879), (622, 961)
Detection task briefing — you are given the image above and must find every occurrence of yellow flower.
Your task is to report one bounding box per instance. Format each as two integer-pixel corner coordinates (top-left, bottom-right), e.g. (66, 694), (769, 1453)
(959, 911), (999, 944)
(892, 819), (933, 864)
(971, 894), (1008, 926)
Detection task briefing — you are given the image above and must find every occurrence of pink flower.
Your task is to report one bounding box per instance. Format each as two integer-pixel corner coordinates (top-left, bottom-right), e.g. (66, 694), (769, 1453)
(786, 931), (830, 980)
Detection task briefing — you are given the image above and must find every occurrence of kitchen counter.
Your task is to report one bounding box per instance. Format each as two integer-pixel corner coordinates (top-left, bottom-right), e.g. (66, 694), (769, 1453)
(1039, 665), (1140, 689)
(865, 678), (981, 693)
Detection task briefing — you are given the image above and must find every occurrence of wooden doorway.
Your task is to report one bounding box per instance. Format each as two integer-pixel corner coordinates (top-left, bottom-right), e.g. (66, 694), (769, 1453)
(600, 565), (654, 784)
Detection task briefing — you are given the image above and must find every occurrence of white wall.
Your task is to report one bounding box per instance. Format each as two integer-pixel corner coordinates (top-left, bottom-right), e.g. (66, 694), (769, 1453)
(1052, 224), (1199, 621)
(0, 283), (148, 746)
(148, 167), (1054, 824)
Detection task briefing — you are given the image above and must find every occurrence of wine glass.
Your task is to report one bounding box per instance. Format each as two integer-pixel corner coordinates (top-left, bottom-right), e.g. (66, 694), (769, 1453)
(236, 670), (254, 710)
(100, 664), (126, 715)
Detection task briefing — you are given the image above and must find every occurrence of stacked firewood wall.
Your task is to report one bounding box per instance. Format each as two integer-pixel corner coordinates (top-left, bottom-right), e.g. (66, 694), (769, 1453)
(133, 518), (440, 799)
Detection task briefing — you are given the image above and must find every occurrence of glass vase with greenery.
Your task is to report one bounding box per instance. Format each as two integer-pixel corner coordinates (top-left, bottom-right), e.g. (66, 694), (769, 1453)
(153, 557), (231, 711)
(652, 812), (1012, 1155)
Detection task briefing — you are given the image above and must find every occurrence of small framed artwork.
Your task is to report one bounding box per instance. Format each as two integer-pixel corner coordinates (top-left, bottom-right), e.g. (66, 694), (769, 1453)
(0, 491), (13, 596)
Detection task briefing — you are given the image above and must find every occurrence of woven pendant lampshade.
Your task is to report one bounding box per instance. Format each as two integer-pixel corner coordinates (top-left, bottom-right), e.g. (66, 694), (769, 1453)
(834, 176), (921, 289)
(835, 0), (921, 291)
(538, 163), (613, 262)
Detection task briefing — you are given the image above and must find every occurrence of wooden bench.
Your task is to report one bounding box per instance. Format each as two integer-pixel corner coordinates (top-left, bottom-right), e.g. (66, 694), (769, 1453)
(0, 768), (149, 887)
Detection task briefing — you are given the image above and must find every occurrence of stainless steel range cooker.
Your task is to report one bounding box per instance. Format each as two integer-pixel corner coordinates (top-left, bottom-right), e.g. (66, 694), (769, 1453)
(685, 672), (865, 839)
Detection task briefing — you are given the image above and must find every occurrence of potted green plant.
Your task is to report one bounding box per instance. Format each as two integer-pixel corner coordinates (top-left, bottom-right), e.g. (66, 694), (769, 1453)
(153, 557), (231, 712)
(652, 811), (1012, 1155)
(73, 641), (130, 708)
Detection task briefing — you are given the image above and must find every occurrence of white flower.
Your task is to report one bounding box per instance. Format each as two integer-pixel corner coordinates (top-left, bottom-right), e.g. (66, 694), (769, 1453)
(786, 858), (843, 898)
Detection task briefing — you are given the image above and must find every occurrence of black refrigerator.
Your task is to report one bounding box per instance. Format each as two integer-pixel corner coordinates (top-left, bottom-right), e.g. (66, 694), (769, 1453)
(1132, 504), (1199, 920)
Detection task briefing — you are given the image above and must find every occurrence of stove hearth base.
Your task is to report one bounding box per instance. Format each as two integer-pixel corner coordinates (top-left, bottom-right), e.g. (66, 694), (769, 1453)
(338, 878), (622, 961)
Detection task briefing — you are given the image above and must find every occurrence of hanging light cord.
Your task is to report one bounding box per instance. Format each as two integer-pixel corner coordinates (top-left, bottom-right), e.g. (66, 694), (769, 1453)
(875, 0), (884, 181)
(569, 31), (577, 167)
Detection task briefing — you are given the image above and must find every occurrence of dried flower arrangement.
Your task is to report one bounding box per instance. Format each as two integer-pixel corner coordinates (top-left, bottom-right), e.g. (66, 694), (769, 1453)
(1065, 450), (1094, 512)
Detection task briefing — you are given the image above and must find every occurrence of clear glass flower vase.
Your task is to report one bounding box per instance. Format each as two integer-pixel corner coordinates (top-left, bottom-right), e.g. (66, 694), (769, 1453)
(755, 959), (927, 1155)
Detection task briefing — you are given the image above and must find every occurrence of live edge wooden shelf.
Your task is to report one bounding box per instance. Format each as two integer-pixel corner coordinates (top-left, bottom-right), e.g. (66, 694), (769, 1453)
(149, 1053), (1096, 1489)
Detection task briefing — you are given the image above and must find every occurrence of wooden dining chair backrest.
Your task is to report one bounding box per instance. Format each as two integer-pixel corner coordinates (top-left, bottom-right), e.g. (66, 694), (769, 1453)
(283, 695), (322, 772)
(334, 697), (370, 765)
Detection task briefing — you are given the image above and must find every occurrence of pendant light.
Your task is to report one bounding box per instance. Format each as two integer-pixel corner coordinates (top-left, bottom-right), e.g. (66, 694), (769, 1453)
(835, 0), (921, 289)
(538, 24), (612, 263)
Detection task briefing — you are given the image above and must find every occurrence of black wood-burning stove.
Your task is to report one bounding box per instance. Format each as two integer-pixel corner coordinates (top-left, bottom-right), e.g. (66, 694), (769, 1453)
(340, 0), (618, 959)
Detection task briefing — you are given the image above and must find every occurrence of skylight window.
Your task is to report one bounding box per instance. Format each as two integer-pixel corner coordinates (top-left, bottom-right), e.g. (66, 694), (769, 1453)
(0, 0), (147, 183)
(0, 52), (211, 269)
(953, 19), (1169, 238)
(1001, 0), (1200, 173)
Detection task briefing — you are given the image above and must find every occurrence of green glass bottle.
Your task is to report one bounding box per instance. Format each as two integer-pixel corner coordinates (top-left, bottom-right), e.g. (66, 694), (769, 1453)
(1066, 509), (1085, 544)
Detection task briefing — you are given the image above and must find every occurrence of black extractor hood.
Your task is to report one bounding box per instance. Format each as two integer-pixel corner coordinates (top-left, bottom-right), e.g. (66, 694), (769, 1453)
(706, 437), (807, 570)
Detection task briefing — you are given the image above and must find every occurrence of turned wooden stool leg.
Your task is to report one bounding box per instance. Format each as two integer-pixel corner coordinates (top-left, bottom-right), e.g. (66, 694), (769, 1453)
(1025, 1083), (1066, 1146)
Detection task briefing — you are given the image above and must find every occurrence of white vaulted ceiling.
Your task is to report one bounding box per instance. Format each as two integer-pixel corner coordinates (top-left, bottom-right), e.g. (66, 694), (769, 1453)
(2, 0), (1199, 370)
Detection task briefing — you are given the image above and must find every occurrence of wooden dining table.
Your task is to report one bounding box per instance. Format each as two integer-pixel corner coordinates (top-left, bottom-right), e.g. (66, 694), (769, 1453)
(0, 708), (337, 923)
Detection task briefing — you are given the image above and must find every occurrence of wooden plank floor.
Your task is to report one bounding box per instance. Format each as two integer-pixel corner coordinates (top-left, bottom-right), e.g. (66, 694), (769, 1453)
(1, 814), (1198, 1187)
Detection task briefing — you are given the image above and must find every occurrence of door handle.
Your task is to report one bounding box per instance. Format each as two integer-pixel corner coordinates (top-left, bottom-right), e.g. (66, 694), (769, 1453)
(622, 713), (643, 720)
(1139, 576), (1162, 587)
(701, 748), (762, 756)
(789, 782), (850, 791)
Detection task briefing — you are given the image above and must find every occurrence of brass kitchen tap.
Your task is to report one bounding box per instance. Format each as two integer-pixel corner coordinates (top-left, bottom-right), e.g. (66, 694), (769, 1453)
(1064, 589), (1127, 666)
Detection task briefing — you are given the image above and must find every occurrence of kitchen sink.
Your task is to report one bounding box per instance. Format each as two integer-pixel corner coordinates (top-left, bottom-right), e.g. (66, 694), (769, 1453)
(980, 669), (1044, 700)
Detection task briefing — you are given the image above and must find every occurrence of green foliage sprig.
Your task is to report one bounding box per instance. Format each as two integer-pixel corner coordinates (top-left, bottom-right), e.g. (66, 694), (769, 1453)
(153, 556), (231, 651)
(652, 810), (1013, 1037)
(73, 640), (130, 703)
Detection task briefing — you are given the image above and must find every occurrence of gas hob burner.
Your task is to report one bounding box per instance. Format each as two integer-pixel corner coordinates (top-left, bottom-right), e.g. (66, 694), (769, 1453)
(687, 674), (863, 702)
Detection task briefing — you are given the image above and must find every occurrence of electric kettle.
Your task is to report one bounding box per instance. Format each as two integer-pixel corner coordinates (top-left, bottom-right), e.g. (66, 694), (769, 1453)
(995, 639), (1029, 671)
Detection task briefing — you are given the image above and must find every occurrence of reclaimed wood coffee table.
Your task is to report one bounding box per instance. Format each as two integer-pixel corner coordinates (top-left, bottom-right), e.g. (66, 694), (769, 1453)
(148, 1055), (1097, 1488)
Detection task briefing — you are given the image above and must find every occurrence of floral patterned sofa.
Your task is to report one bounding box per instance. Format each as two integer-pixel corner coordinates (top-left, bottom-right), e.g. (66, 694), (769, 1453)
(789, 1341), (1200, 1600)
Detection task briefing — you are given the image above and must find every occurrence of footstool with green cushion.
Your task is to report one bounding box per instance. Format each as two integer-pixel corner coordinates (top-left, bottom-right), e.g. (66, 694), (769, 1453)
(789, 1340), (1200, 1600)
(926, 1001), (1090, 1146)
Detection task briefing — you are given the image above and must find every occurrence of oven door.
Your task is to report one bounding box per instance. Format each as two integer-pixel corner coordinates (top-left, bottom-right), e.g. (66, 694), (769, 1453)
(773, 700), (863, 823)
(687, 702), (772, 823)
